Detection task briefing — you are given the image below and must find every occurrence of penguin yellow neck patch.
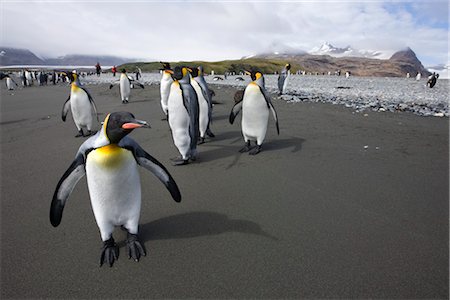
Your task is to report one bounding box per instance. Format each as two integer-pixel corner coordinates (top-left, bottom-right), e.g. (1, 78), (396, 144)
(89, 144), (130, 169)
(71, 83), (81, 92)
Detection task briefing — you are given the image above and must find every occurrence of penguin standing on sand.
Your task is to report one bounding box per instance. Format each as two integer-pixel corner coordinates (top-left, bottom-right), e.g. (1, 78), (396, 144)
(277, 63), (291, 95)
(61, 71), (99, 137)
(109, 69), (144, 104)
(159, 62), (173, 119)
(0, 73), (18, 90)
(189, 66), (215, 144)
(166, 66), (199, 165)
(230, 70), (280, 155)
(50, 112), (181, 267)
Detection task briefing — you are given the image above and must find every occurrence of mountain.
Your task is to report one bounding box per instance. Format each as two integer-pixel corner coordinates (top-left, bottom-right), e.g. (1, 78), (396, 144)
(241, 45), (430, 77)
(0, 47), (45, 65)
(45, 54), (133, 66)
(0, 47), (138, 66)
(308, 42), (392, 59)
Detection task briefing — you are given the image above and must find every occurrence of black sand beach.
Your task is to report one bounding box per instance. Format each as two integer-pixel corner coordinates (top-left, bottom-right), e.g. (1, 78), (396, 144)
(1, 83), (448, 298)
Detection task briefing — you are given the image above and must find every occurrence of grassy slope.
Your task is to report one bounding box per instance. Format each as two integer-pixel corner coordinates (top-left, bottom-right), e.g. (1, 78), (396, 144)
(120, 58), (298, 75)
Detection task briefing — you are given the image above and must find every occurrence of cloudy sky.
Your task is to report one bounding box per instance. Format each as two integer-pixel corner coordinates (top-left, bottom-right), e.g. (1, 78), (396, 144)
(1, 0), (448, 69)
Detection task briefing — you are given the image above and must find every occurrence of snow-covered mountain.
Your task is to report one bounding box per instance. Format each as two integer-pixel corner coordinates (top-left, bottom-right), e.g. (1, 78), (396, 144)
(308, 42), (394, 60)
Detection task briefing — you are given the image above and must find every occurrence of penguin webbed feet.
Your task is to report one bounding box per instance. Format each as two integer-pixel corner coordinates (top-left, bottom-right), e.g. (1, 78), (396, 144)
(239, 142), (262, 155)
(206, 129), (215, 138)
(198, 137), (206, 145)
(239, 141), (252, 153)
(75, 129), (84, 138)
(249, 145), (262, 155)
(126, 233), (146, 262)
(100, 237), (119, 267)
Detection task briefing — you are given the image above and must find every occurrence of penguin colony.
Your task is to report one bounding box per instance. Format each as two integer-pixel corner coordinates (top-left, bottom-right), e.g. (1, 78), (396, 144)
(1, 62), (437, 267)
(48, 64), (281, 267)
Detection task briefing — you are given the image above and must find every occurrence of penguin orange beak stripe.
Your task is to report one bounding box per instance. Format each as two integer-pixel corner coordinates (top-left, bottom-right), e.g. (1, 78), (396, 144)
(122, 122), (150, 129)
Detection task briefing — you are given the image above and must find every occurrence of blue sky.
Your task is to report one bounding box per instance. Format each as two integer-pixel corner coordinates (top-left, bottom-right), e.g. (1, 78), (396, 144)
(1, 0), (449, 71)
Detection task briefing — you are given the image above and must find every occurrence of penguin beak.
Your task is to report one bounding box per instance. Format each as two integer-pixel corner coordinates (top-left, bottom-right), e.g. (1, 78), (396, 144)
(244, 70), (251, 75)
(122, 120), (150, 129)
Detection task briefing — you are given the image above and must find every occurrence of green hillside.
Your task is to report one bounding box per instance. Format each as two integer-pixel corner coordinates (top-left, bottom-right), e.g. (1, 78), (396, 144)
(119, 58), (300, 75)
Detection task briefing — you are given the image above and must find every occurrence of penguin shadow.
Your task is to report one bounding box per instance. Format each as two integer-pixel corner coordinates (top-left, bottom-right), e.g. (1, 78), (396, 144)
(126, 98), (150, 104)
(139, 211), (278, 242)
(261, 136), (305, 153)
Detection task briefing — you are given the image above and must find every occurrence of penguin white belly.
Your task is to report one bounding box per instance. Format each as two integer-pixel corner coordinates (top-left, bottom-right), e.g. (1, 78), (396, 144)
(86, 145), (141, 241)
(160, 73), (172, 114)
(282, 74), (290, 93)
(242, 83), (269, 145)
(6, 78), (14, 90)
(168, 83), (191, 159)
(120, 76), (130, 101)
(71, 87), (93, 130)
(191, 80), (209, 138)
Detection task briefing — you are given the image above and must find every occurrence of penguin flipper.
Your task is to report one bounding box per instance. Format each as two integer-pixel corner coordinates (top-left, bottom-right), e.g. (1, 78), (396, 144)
(61, 96), (71, 122)
(259, 86), (280, 135)
(229, 101), (243, 124)
(120, 138), (181, 203)
(50, 153), (86, 227)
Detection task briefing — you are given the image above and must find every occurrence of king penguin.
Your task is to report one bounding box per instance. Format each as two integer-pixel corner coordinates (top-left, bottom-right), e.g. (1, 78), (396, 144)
(166, 66), (199, 165)
(62, 71), (99, 137)
(159, 62), (173, 119)
(191, 66), (215, 143)
(229, 70), (280, 155)
(0, 73), (18, 90)
(277, 63), (291, 95)
(50, 112), (181, 267)
(110, 69), (144, 104)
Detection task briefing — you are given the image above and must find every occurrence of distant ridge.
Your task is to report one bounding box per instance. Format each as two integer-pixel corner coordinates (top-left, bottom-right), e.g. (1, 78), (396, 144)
(0, 47), (138, 67)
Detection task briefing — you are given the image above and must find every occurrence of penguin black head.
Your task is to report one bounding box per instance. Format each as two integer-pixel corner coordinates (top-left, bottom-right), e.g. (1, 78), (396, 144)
(104, 112), (150, 144)
(172, 66), (191, 81)
(64, 72), (78, 83)
(189, 67), (199, 78)
(245, 70), (263, 81)
(121, 69), (127, 73)
(286, 63), (291, 70)
(159, 62), (171, 70)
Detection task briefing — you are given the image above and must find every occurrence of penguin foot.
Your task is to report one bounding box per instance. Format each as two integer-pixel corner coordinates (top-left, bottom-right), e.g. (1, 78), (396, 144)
(85, 130), (96, 137)
(75, 130), (84, 138)
(100, 237), (119, 267)
(206, 129), (215, 138)
(172, 158), (189, 166)
(249, 145), (262, 155)
(198, 137), (206, 145)
(239, 142), (252, 153)
(126, 233), (146, 262)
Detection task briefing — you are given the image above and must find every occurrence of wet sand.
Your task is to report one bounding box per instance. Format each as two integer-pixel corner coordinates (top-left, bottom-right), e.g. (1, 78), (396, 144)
(1, 82), (448, 298)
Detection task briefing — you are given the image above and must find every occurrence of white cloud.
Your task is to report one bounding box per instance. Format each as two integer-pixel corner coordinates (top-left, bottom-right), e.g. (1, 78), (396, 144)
(1, 1), (448, 68)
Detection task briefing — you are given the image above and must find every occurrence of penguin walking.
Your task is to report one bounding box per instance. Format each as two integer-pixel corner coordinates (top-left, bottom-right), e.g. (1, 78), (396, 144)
(159, 62), (173, 119)
(277, 63), (291, 95)
(416, 72), (421, 81)
(26, 70), (34, 86)
(189, 66), (215, 144)
(166, 66), (199, 165)
(427, 72), (439, 88)
(229, 70), (280, 155)
(109, 69), (144, 104)
(51, 112), (181, 267)
(61, 71), (99, 137)
(0, 73), (19, 90)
